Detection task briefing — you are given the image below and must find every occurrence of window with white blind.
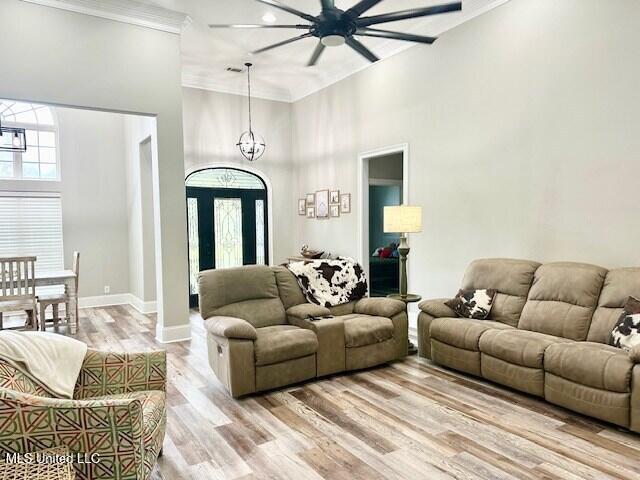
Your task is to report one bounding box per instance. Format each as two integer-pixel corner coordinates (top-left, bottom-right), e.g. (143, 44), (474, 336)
(0, 193), (64, 294)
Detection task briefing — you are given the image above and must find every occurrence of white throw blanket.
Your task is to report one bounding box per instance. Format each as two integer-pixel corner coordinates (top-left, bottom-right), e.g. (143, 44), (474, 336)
(0, 331), (88, 398)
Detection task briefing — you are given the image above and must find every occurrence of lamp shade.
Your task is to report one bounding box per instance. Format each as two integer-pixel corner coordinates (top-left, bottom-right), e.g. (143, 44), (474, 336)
(384, 205), (423, 233)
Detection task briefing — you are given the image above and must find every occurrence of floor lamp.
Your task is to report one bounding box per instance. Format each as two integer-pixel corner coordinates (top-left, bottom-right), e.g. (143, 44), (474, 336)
(383, 205), (423, 299)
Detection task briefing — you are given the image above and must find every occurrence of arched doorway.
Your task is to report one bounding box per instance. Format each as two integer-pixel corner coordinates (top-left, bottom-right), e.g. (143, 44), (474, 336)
(186, 167), (269, 307)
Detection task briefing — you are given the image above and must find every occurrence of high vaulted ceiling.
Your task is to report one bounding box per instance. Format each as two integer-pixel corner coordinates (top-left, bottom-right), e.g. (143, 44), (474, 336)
(36, 0), (511, 102)
(178, 0), (511, 101)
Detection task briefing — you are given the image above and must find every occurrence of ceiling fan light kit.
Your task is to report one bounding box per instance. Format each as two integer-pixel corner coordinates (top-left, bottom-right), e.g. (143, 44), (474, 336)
(210, 0), (462, 66)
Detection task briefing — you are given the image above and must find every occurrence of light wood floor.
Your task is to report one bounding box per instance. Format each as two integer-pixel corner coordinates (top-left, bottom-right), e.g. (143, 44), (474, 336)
(61, 306), (640, 479)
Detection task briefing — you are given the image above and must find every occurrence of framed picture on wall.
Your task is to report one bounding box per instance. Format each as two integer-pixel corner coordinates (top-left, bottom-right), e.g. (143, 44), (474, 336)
(315, 190), (329, 218)
(330, 190), (340, 204)
(306, 193), (315, 206)
(306, 207), (315, 218)
(340, 193), (351, 214)
(298, 199), (306, 215)
(330, 204), (340, 218)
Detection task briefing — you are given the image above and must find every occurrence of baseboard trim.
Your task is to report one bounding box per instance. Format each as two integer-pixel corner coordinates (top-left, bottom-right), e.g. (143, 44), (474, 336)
(79, 294), (132, 309)
(78, 293), (157, 313)
(128, 296), (158, 314)
(156, 323), (191, 344)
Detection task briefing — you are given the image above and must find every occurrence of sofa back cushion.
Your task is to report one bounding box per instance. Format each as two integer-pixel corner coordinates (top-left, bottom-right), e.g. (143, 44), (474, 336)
(273, 266), (307, 309)
(461, 258), (540, 326)
(519, 262), (606, 340)
(198, 266), (286, 328)
(587, 267), (640, 344)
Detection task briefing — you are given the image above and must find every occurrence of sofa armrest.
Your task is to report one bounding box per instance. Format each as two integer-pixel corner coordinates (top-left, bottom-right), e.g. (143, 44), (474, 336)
(205, 316), (257, 341)
(0, 388), (146, 478)
(286, 303), (331, 322)
(418, 298), (457, 318)
(354, 297), (406, 318)
(74, 348), (167, 399)
(630, 345), (640, 363)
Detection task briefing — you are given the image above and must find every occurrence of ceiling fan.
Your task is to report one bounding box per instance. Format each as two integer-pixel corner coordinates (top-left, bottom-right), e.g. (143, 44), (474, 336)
(210, 0), (462, 66)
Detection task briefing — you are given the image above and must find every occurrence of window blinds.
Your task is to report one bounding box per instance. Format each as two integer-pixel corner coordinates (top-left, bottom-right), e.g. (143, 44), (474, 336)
(0, 193), (64, 294)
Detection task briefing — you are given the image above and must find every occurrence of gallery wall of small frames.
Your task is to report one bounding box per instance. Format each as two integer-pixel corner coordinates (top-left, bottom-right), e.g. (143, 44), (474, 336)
(298, 190), (351, 219)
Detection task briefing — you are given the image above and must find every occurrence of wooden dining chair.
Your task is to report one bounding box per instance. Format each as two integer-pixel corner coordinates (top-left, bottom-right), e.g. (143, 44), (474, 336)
(38, 251), (80, 331)
(0, 256), (38, 331)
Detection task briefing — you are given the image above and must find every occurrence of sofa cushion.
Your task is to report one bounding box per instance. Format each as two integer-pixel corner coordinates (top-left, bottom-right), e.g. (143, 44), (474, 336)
(430, 317), (513, 352)
(588, 268), (640, 344)
(254, 325), (318, 366)
(354, 297), (405, 318)
(461, 258), (540, 326)
(418, 298), (457, 318)
(199, 266), (286, 328)
(273, 266), (307, 309)
(479, 329), (572, 369)
(445, 289), (496, 320)
(609, 297), (640, 349)
(544, 342), (633, 393)
(343, 315), (394, 348)
(519, 262), (607, 341)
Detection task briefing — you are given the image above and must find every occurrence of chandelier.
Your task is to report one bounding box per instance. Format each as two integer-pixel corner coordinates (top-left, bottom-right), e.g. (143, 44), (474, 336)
(237, 63), (266, 162)
(0, 118), (27, 153)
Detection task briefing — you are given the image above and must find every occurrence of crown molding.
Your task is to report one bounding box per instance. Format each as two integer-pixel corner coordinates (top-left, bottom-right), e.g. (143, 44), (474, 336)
(20, 0), (189, 34)
(182, 72), (293, 103)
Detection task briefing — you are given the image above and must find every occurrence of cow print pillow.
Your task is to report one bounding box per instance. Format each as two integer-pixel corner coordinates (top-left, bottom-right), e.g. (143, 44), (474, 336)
(445, 289), (497, 320)
(609, 296), (640, 350)
(287, 258), (368, 307)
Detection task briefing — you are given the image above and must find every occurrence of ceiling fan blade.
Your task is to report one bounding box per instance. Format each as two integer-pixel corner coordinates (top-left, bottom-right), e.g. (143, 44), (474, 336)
(253, 0), (317, 22)
(345, 37), (379, 63)
(307, 42), (326, 66)
(209, 24), (311, 29)
(253, 32), (313, 54)
(356, 2), (462, 27)
(356, 27), (437, 44)
(320, 0), (335, 10)
(345, 0), (383, 18)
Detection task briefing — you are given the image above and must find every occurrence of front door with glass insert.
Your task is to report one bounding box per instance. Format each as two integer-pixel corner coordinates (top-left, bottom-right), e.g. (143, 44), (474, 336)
(186, 168), (268, 307)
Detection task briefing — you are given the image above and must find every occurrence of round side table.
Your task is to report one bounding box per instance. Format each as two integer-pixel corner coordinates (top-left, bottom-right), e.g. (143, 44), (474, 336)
(387, 293), (422, 355)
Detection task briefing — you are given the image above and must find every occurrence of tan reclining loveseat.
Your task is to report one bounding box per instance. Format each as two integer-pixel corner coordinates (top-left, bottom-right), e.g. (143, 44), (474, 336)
(199, 265), (408, 397)
(418, 258), (640, 432)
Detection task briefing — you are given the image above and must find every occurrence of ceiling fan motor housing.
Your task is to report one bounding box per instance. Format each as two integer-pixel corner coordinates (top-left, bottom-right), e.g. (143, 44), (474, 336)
(312, 9), (356, 47)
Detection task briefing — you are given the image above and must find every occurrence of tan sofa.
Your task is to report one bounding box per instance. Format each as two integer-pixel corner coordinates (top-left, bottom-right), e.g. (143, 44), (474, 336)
(418, 258), (640, 432)
(199, 265), (408, 397)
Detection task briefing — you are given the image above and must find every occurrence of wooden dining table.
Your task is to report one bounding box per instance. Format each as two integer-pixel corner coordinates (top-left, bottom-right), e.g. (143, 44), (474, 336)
(35, 270), (78, 334)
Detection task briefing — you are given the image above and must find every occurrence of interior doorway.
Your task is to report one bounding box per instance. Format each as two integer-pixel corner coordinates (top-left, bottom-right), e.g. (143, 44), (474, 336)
(358, 144), (409, 297)
(185, 167), (269, 307)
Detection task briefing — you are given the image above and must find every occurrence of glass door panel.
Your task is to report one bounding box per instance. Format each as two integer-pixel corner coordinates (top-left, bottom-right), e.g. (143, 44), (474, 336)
(255, 199), (265, 265)
(187, 198), (200, 295)
(214, 198), (243, 269)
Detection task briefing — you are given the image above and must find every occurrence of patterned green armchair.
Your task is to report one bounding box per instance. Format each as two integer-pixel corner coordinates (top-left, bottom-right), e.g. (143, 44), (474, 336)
(0, 348), (166, 480)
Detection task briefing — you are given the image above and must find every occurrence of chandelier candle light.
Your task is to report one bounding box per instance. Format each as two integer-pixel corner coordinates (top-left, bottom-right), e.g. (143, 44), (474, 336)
(237, 63), (266, 162)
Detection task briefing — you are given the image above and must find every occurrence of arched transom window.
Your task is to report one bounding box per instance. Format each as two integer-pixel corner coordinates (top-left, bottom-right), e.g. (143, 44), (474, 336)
(0, 100), (58, 180)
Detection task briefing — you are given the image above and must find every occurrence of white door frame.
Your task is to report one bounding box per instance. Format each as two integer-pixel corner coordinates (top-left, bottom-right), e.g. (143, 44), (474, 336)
(357, 143), (410, 286)
(184, 163), (275, 266)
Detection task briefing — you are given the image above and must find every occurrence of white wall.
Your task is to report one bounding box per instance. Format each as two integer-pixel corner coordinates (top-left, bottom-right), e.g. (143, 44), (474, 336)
(124, 115), (159, 308)
(182, 87), (296, 264)
(292, 0), (640, 306)
(0, 0), (190, 342)
(0, 107), (131, 299)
